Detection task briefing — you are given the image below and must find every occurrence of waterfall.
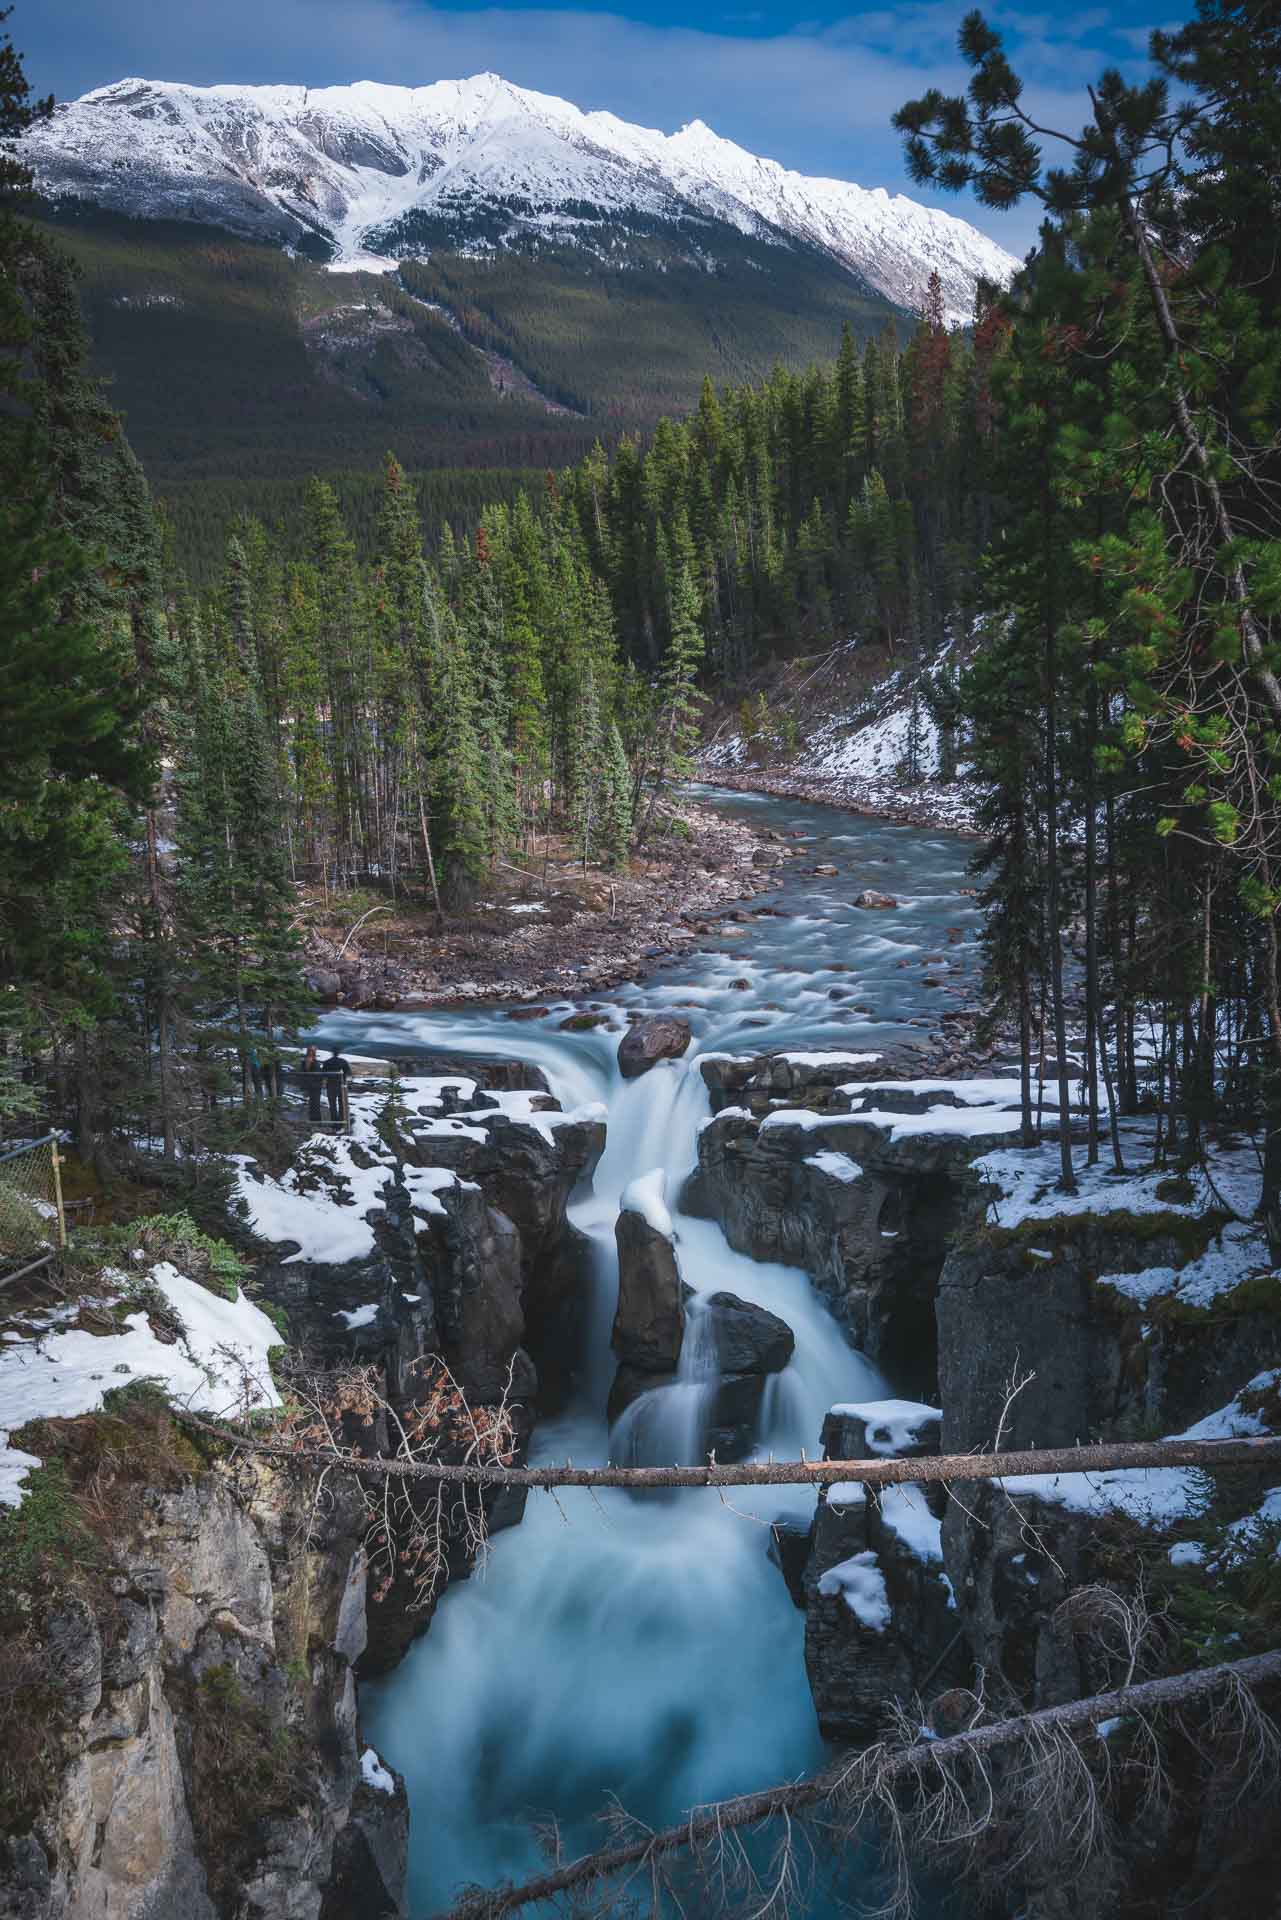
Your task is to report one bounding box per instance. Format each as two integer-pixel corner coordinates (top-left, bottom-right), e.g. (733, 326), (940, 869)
(357, 1042), (885, 1913)
(319, 788), (980, 1914)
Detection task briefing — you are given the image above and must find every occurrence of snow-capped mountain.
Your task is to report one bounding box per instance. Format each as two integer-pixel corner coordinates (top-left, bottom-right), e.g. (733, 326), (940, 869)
(23, 74), (1017, 324)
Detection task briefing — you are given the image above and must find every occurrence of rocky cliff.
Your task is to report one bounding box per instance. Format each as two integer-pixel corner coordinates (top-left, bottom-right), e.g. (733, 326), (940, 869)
(1, 1052), (605, 1918)
(692, 1061), (1011, 1392)
(730, 1064), (1281, 1917)
(0, 1400), (407, 1920)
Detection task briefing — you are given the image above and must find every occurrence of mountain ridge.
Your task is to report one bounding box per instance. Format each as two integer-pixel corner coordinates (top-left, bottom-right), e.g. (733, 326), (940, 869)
(24, 71), (1018, 325)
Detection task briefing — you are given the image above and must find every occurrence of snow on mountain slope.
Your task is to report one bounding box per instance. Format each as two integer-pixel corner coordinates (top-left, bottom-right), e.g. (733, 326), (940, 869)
(23, 73), (1017, 323)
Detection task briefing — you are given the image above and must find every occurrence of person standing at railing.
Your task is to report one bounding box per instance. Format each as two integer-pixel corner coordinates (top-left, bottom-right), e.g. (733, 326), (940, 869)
(323, 1049), (352, 1125)
(301, 1045), (324, 1123)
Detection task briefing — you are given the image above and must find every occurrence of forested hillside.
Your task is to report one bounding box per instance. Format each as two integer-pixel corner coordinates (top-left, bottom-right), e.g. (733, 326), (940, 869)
(40, 198), (906, 577)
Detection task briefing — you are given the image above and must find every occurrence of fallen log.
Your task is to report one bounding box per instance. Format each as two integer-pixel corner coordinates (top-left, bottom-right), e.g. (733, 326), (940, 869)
(434, 1648), (1281, 1917)
(181, 1414), (1281, 1492)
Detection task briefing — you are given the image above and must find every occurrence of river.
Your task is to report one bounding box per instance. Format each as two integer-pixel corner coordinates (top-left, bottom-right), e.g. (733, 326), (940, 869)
(316, 789), (981, 1917)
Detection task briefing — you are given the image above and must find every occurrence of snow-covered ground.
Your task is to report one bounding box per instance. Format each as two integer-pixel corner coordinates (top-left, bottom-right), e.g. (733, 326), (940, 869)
(230, 1071), (602, 1262)
(972, 1122), (1273, 1315)
(0, 1263), (282, 1508)
(0, 1065), (604, 1509)
(975, 1124), (1263, 1232)
(703, 689), (981, 833)
(996, 1369), (1278, 1532)
(755, 1076), (1033, 1143)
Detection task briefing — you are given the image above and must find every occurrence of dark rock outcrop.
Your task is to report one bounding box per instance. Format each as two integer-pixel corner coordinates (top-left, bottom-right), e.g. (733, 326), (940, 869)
(249, 1067), (606, 1670)
(397, 1108), (604, 1304)
(612, 1206), (685, 1378)
(798, 1403), (960, 1743)
(704, 1291), (794, 1374)
(699, 1291), (795, 1461)
(695, 1100), (976, 1395)
(937, 1212), (1281, 1456)
(617, 1015), (692, 1078)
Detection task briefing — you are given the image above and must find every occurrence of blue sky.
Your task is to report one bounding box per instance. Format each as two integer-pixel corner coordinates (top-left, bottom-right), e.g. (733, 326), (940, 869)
(24, 0), (1178, 253)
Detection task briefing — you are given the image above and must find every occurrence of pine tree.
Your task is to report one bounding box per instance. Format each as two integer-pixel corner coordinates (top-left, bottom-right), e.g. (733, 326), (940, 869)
(639, 564), (706, 841)
(602, 723), (634, 870)
(568, 657), (605, 869)
(0, 37), (155, 1155)
(428, 602), (489, 892)
(175, 646), (311, 1100)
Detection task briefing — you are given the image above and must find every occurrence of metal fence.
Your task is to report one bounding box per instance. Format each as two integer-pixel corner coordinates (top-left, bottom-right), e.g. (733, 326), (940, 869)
(0, 1133), (67, 1285)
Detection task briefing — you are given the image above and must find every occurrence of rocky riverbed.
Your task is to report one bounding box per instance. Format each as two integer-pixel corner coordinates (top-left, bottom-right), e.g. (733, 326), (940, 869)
(301, 796), (782, 1012)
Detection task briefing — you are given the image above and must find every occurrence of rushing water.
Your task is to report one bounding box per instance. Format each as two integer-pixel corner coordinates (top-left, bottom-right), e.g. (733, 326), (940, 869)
(316, 791), (980, 1917)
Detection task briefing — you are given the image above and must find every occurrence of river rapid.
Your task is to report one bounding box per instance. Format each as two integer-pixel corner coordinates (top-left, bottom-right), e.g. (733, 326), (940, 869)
(316, 789), (981, 1917)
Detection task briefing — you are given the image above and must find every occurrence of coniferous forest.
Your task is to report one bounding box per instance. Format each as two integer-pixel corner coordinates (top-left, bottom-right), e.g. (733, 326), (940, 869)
(6, 0), (1281, 1233)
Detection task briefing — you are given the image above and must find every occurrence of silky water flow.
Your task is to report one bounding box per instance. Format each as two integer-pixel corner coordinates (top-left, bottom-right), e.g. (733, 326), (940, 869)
(318, 791), (980, 1914)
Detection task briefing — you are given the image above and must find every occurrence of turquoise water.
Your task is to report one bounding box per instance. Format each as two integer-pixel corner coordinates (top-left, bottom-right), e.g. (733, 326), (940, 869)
(317, 791), (978, 1917)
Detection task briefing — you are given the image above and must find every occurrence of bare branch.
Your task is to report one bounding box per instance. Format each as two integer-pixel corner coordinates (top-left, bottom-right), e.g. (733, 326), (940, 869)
(434, 1651), (1281, 1920)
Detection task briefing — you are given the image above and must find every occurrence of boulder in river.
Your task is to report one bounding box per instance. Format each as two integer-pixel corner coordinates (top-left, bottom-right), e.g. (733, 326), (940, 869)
(701, 1291), (796, 1461)
(705, 1291), (795, 1375)
(617, 1014), (691, 1078)
(854, 889), (899, 910)
(611, 1172), (685, 1376)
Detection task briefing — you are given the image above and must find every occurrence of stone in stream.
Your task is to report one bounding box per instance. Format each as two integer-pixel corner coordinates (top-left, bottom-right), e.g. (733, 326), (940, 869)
(611, 1209), (685, 1376)
(609, 1176), (685, 1419)
(704, 1291), (795, 1374)
(854, 888), (899, 910)
(703, 1291), (796, 1463)
(617, 1014), (692, 1078)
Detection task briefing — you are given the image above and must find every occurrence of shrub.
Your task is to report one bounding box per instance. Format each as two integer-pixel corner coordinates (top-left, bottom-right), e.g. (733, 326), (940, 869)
(132, 1211), (245, 1298)
(186, 1662), (308, 1900)
(0, 1461), (95, 1601)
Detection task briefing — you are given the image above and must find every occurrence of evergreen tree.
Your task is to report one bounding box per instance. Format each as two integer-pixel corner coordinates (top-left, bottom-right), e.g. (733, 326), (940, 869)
(175, 647), (311, 1096)
(602, 722), (634, 870)
(639, 564), (706, 840)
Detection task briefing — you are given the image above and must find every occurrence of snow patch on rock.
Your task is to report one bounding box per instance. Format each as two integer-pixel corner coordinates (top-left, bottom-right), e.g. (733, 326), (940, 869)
(818, 1549), (891, 1630)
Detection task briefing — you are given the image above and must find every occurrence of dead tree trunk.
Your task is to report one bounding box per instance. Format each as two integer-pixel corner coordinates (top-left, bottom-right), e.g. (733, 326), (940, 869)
(440, 1648), (1281, 1918)
(182, 1418), (1281, 1492)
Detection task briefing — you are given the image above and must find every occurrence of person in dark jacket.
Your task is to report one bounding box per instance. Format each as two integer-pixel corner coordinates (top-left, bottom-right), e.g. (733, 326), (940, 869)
(323, 1049), (352, 1124)
(301, 1045), (323, 1122)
